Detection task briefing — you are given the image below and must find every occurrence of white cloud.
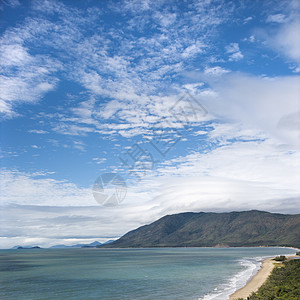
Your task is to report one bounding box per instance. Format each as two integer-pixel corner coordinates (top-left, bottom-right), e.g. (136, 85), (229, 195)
(0, 0), (233, 119)
(0, 169), (94, 206)
(49, 90), (211, 138)
(182, 41), (205, 58)
(29, 129), (48, 134)
(0, 167), (162, 248)
(0, 41), (60, 118)
(273, 21), (300, 63)
(121, 0), (151, 13)
(153, 11), (177, 28)
(0, 75), (57, 118)
(207, 123), (266, 144)
(182, 83), (204, 93)
(243, 16), (253, 23)
(225, 43), (244, 61)
(186, 72), (300, 148)
(266, 14), (287, 23)
(249, 35), (255, 43)
(193, 130), (208, 136)
(243, 35), (255, 43)
(0, 44), (31, 66)
(52, 123), (95, 136)
(204, 66), (230, 76)
(225, 75), (299, 147)
(150, 135), (300, 214)
(72, 140), (86, 151)
(1, 0), (20, 8)
(258, 1), (300, 66)
(92, 157), (107, 164)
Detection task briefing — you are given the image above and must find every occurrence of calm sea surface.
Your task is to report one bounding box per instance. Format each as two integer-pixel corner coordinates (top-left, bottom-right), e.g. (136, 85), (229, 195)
(0, 247), (297, 300)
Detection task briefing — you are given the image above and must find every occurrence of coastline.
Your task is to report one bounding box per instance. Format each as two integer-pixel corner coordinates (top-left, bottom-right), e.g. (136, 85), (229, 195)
(229, 254), (298, 300)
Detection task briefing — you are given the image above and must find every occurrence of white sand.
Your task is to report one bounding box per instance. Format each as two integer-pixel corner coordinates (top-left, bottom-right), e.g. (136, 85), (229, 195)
(229, 258), (277, 300)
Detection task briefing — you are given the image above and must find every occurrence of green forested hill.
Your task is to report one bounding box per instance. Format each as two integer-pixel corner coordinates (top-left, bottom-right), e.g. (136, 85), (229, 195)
(101, 210), (300, 248)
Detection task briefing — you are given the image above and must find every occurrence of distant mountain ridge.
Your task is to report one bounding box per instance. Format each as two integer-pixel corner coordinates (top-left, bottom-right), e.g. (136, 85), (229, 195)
(50, 241), (102, 248)
(101, 210), (300, 248)
(50, 240), (115, 249)
(12, 240), (116, 250)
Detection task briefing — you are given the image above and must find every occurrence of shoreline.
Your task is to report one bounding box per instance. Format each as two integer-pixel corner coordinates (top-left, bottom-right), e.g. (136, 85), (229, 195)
(229, 255), (297, 300)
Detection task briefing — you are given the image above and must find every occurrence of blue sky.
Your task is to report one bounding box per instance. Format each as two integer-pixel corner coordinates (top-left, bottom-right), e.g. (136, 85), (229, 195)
(0, 0), (300, 248)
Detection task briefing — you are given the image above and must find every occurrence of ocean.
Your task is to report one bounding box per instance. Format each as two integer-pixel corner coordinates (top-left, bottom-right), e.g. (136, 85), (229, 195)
(0, 247), (297, 299)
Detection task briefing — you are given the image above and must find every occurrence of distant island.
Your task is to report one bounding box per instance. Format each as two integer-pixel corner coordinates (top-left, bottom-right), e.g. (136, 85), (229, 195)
(100, 210), (300, 248)
(16, 246), (41, 249)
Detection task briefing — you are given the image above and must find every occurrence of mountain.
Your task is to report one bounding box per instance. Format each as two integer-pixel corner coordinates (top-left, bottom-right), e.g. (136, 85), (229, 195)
(102, 210), (300, 248)
(50, 241), (101, 248)
(50, 244), (71, 248)
(11, 245), (22, 249)
(102, 239), (116, 245)
(95, 239), (115, 248)
(89, 241), (102, 246)
(81, 241), (102, 248)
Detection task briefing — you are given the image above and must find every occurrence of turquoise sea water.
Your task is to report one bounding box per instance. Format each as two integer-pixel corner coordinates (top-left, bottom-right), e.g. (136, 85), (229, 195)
(0, 247), (297, 300)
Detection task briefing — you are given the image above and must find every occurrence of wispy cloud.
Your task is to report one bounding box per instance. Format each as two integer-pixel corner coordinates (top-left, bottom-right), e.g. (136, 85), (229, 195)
(272, 21), (300, 64)
(0, 168), (93, 206)
(0, 0), (232, 119)
(29, 129), (48, 134)
(0, 40), (61, 118)
(266, 14), (287, 23)
(184, 71), (300, 148)
(0, 0), (20, 8)
(92, 157), (107, 164)
(204, 66), (230, 76)
(257, 0), (300, 69)
(243, 16), (253, 24)
(225, 43), (244, 61)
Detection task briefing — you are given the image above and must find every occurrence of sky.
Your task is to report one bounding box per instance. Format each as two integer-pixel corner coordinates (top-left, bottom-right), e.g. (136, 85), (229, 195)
(0, 0), (300, 249)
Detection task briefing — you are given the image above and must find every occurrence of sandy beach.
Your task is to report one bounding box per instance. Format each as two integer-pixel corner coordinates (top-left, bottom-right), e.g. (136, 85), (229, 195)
(230, 254), (298, 300)
(229, 258), (277, 300)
